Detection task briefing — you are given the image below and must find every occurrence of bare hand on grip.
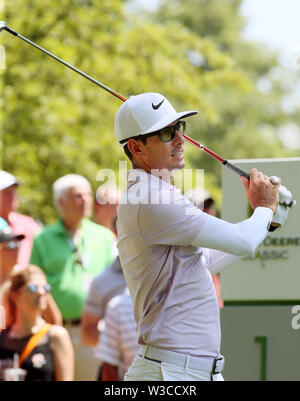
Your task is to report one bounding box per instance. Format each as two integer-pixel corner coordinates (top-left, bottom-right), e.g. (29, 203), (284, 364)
(239, 168), (279, 213)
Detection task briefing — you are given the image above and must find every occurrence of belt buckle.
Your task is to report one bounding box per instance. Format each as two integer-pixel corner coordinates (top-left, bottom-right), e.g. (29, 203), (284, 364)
(211, 357), (223, 375)
(63, 318), (81, 326)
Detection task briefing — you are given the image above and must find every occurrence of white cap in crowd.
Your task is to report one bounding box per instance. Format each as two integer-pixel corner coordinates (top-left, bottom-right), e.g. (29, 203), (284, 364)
(0, 170), (19, 191)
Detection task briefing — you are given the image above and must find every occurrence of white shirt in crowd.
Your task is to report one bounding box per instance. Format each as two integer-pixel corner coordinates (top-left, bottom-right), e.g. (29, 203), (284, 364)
(96, 289), (139, 378)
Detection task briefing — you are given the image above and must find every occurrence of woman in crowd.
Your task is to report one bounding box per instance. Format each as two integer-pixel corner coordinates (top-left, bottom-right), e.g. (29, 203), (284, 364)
(0, 265), (74, 381)
(0, 225), (63, 328)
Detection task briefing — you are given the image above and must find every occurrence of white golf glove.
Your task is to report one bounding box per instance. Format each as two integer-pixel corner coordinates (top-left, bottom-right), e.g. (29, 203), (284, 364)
(269, 177), (295, 207)
(278, 185), (293, 207)
(268, 177), (295, 231)
(270, 204), (289, 228)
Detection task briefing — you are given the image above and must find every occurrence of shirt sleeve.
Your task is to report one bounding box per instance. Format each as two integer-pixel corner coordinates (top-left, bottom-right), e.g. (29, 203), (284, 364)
(191, 207), (273, 256)
(83, 275), (107, 317)
(137, 193), (207, 247)
(202, 248), (241, 275)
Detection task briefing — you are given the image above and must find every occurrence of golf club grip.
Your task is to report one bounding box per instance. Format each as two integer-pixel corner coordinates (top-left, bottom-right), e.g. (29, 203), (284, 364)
(3, 26), (18, 36)
(224, 161), (250, 180)
(225, 160), (279, 231)
(226, 161), (295, 208)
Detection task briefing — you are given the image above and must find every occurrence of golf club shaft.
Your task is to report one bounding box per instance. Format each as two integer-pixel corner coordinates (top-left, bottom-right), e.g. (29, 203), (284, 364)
(187, 135), (295, 208)
(183, 133), (250, 178)
(2, 24), (250, 177)
(1, 25), (291, 192)
(4, 24), (249, 177)
(3, 25), (127, 101)
(184, 137), (296, 208)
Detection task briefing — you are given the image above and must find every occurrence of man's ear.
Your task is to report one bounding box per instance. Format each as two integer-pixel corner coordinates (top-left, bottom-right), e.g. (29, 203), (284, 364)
(57, 195), (67, 214)
(57, 197), (64, 210)
(127, 139), (144, 157)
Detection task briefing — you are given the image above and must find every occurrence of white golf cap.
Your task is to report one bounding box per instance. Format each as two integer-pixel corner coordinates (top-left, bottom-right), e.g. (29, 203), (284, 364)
(115, 93), (198, 145)
(0, 170), (19, 191)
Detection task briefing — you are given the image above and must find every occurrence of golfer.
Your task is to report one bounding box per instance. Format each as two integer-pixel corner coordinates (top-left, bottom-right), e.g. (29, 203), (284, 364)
(115, 93), (286, 381)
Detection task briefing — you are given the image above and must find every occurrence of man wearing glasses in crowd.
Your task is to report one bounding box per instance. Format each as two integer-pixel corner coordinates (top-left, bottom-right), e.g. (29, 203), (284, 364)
(0, 171), (41, 270)
(0, 222), (25, 332)
(0, 223), (25, 289)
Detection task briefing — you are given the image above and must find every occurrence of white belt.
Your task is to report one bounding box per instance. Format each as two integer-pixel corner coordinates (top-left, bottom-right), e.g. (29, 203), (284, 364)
(139, 345), (224, 374)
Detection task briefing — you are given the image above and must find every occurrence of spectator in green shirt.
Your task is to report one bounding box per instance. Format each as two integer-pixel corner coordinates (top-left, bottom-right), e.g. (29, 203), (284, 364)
(30, 174), (114, 381)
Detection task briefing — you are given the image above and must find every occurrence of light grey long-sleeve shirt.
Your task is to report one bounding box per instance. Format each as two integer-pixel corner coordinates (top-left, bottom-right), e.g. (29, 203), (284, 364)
(117, 169), (272, 358)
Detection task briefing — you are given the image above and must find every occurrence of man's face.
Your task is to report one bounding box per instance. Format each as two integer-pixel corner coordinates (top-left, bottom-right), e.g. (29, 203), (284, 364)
(0, 185), (19, 217)
(133, 122), (186, 175)
(59, 185), (93, 221)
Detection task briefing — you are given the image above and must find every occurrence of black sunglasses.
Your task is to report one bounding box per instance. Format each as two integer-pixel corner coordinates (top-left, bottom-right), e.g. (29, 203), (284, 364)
(0, 240), (21, 250)
(144, 121), (186, 142)
(121, 121), (186, 145)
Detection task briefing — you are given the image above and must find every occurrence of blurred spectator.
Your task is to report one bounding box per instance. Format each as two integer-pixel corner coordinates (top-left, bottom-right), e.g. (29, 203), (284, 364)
(81, 258), (127, 382)
(185, 189), (223, 308)
(81, 184), (122, 351)
(96, 289), (139, 381)
(0, 265), (74, 381)
(1, 223), (22, 333)
(0, 171), (41, 269)
(185, 189), (217, 217)
(94, 184), (120, 236)
(30, 174), (115, 381)
(0, 226), (62, 331)
(81, 257), (126, 348)
(0, 226), (25, 286)
(0, 218), (8, 230)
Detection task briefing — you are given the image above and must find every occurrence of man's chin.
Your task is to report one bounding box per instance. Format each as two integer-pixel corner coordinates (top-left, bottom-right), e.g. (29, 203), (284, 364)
(175, 159), (185, 170)
(83, 210), (92, 218)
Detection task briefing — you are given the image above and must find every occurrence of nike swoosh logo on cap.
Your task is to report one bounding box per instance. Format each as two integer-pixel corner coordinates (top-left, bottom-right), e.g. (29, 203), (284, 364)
(152, 99), (165, 110)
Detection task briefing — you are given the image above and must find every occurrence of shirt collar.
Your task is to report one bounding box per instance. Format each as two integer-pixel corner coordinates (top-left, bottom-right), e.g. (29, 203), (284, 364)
(126, 168), (176, 190)
(56, 218), (87, 236)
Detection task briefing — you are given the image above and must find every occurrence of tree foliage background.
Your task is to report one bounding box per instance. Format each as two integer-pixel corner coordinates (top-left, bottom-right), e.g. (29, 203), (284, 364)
(0, 0), (299, 222)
